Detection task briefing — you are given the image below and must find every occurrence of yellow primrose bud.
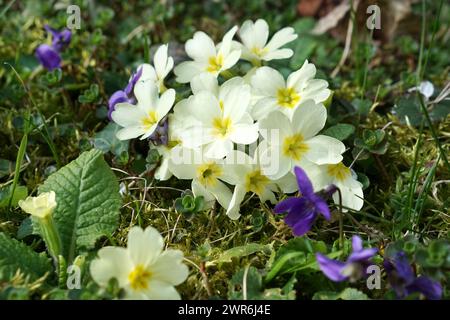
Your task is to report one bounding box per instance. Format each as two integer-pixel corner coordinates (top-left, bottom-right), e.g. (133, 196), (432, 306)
(18, 191), (57, 219)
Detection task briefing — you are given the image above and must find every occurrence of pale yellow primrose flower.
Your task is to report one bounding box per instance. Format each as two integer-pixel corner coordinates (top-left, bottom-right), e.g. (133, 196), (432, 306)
(168, 147), (233, 211)
(111, 81), (176, 141)
(174, 26), (241, 83)
(90, 226), (189, 300)
(250, 60), (331, 121)
(258, 101), (345, 180)
(139, 44), (174, 92)
(236, 18), (298, 65)
(18, 191), (57, 219)
(18, 191), (61, 258)
(315, 162), (364, 212)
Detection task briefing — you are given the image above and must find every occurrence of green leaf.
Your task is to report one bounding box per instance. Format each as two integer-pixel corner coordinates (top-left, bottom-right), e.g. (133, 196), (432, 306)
(354, 129), (388, 155)
(313, 288), (369, 300)
(174, 189), (205, 219)
(78, 84), (99, 104)
(93, 122), (129, 157)
(292, 18), (316, 34)
(208, 243), (272, 265)
(363, 129), (385, 147)
(291, 36), (317, 69)
(145, 148), (161, 171)
(390, 95), (448, 127)
(17, 217), (40, 239)
(38, 149), (121, 262)
(262, 287), (296, 300)
(392, 97), (423, 126)
(430, 99), (450, 122)
(352, 98), (371, 116)
(229, 266), (263, 300)
(0, 185), (27, 208)
(0, 233), (52, 282)
(228, 266), (294, 300)
(357, 172), (370, 190)
(266, 238), (341, 282)
(0, 159), (14, 178)
(323, 123), (355, 141)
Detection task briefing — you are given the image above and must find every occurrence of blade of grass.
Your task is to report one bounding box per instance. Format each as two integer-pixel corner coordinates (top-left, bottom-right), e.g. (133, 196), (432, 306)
(414, 0), (450, 171)
(416, 0), (427, 83)
(406, 124), (423, 220)
(417, 92), (450, 171)
(421, 0), (444, 80)
(264, 252), (304, 283)
(8, 112), (30, 209)
(360, 26), (374, 99)
(0, 0), (16, 19)
(34, 111), (62, 168)
(3, 63), (32, 210)
(144, 36), (150, 63)
(4, 63), (62, 168)
(413, 154), (440, 230)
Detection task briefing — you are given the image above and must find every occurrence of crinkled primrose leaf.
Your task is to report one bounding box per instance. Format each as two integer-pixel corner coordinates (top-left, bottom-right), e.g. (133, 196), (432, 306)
(38, 149), (121, 263)
(0, 233), (52, 282)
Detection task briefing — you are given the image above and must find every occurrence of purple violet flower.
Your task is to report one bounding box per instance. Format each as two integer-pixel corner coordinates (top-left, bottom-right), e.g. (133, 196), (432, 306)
(107, 67), (143, 120)
(35, 44), (61, 71)
(35, 25), (72, 70)
(316, 235), (378, 282)
(274, 166), (336, 236)
(44, 25), (72, 51)
(384, 251), (442, 300)
(124, 67), (143, 96)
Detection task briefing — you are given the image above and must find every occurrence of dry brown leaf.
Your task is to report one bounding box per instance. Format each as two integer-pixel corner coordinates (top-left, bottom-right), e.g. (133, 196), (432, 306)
(311, 0), (351, 35)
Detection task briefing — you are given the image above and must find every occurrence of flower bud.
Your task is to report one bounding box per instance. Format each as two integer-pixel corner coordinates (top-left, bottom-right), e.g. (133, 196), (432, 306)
(19, 191), (62, 259)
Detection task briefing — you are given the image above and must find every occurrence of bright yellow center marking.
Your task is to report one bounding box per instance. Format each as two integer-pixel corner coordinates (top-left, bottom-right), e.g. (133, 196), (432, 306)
(245, 169), (270, 195)
(327, 163), (351, 182)
(128, 265), (152, 291)
(141, 111), (158, 130)
(251, 46), (268, 57)
(206, 54), (224, 73)
(197, 163), (223, 187)
(219, 100), (224, 111)
(167, 139), (181, 149)
(212, 117), (232, 138)
(283, 134), (309, 161)
(277, 87), (300, 108)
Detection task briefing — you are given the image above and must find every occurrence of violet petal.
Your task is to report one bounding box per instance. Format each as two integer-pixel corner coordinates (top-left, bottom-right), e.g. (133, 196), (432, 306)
(35, 44), (61, 70)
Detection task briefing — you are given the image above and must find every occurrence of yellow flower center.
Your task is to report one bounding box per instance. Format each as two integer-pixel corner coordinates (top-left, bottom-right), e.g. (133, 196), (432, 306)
(197, 162), (223, 187)
(167, 139), (181, 149)
(245, 169), (270, 195)
(141, 111), (158, 130)
(212, 117), (233, 138)
(251, 46), (268, 58)
(128, 265), (152, 291)
(277, 87), (300, 108)
(206, 54), (224, 73)
(283, 134), (309, 161)
(327, 163), (351, 182)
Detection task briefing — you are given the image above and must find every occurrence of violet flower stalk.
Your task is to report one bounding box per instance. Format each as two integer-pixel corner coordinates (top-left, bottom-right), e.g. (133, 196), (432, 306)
(274, 166), (336, 236)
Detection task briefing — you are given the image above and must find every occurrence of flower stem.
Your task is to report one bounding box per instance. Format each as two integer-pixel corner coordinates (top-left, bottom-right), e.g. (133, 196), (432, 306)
(336, 188), (344, 251)
(39, 215), (62, 262)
